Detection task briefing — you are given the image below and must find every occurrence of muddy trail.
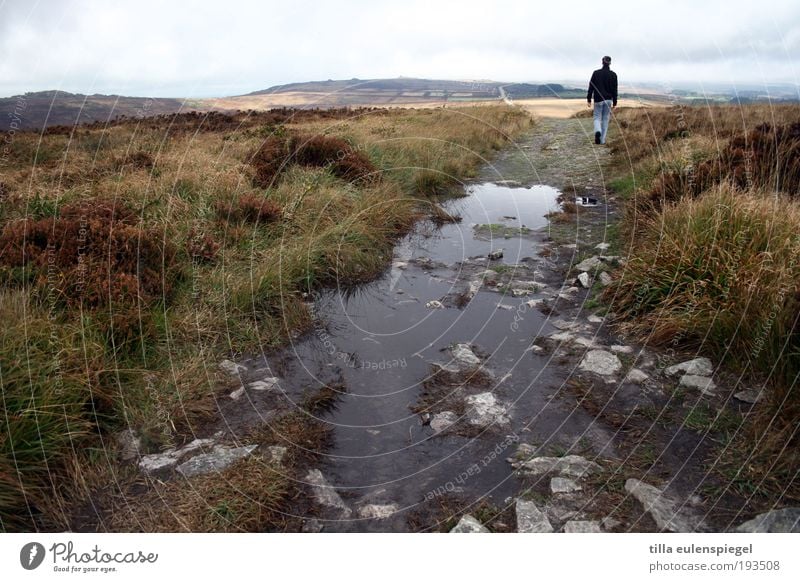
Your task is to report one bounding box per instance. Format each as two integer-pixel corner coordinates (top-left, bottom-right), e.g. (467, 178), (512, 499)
(130, 117), (763, 533)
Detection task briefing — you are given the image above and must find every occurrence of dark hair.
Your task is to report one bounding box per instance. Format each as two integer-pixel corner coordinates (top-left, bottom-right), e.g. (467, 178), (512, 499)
(602, 56), (612, 65)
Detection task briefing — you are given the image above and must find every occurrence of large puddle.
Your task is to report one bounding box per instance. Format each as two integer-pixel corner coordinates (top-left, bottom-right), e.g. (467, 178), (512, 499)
(228, 182), (606, 531)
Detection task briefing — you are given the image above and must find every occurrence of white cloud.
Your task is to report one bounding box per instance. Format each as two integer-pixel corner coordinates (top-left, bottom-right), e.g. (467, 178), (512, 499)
(0, 0), (798, 97)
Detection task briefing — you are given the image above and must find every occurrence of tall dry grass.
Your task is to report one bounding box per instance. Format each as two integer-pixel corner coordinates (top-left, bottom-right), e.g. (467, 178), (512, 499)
(0, 104), (533, 530)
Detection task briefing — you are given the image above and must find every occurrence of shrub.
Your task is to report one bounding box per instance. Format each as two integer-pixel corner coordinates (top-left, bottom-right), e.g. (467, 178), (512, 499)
(250, 135), (290, 188)
(214, 194), (282, 224)
(646, 122), (800, 212)
(186, 228), (220, 263)
(0, 198), (178, 339)
(289, 134), (377, 184)
(607, 184), (800, 378)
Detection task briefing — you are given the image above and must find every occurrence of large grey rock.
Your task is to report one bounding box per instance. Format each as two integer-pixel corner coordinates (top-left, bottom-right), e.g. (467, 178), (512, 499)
(430, 411), (458, 432)
(306, 469), (352, 518)
(358, 504), (400, 520)
(451, 343), (481, 366)
(220, 359), (246, 376)
(550, 477), (582, 494)
(625, 368), (649, 384)
(734, 389), (763, 404)
(577, 272), (591, 288)
(450, 514), (490, 533)
(248, 377), (280, 391)
(735, 508), (800, 532)
(579, 350), (622, 376)
(514, 455), (601, 479)
(265, 445), (287, 464)
(116, 429), (141, 461)
(563, 520), (601, 533)
(625, 479), (700, 532)
(465, 392), (510, 426)
(665, 357), (713, 377)
(138, 437), (215, 474)
(598, 271), (613, 287)
(679, 374), (717, 394)
(575, 256), (602, 272)
(176, 444), (258, 478)
(516, 499), (553, 533)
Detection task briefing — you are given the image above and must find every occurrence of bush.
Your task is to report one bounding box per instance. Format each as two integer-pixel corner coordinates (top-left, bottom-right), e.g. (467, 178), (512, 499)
(214, 194), (282, 224)
(607, 184), (800, 378)
(186, 228), (220, 263)
(0, 198), (178, 344)
(249, 133), (377, 187)
(646, 122), (800, 212)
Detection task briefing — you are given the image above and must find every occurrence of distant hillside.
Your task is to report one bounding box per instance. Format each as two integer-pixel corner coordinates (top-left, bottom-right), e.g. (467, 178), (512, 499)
(247, 77), (504, 97)
(0, 91), (189, 131)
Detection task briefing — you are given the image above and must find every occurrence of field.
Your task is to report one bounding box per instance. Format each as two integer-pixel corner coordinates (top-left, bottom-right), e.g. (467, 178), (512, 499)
(600, 102), (800, 499)
(0, 104), (533, 531)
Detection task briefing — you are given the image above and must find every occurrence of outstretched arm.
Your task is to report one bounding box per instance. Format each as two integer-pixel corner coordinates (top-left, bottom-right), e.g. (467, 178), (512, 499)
(612, 72), (618, 107)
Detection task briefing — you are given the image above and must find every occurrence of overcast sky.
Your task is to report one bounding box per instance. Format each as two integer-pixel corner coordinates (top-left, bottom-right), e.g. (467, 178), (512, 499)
(0, 0), (798, 98)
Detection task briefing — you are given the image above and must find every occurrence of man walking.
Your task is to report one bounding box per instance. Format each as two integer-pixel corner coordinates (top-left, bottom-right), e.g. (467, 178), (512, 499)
(587, 56), (618, 145)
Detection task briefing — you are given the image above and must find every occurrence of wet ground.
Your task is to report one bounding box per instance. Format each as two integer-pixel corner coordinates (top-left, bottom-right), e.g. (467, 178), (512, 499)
(140, 116), (760, 533)
(213, 117), (634, 531)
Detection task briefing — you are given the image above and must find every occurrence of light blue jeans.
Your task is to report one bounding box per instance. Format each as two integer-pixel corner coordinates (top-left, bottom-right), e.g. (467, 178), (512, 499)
(593, 99), (613, 144)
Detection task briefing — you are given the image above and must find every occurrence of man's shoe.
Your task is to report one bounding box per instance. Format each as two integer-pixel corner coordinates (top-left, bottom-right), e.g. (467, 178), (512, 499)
(594, 131), (601, 144)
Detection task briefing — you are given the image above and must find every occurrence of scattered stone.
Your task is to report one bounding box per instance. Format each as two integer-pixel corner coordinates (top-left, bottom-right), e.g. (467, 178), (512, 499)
(587, 314), (604, 324)
(229, 386), (246, 400)
(511, 288), (531, 297)
(624, 368), (649, 384)
(599, 271), (613, 287)
(450, 514), (490, 533)
(430, 411), (458, 432)
(176, 444), (258, 478)
(601, 516), (622, 531)
(551, 319), (578, 331)
(734, 389), (763, 404)
(265, 445), (287, 464)
(574, 336), (602, 349)
(465, 393), (510, 426)
(488, 249), (504, 260)
(550, 477), (582, 494)
(735, 508), (800, 533)
(358, 504), (400, 520)
(305, 469), (352, 518)
(115, 429), (141, 461)
(219, 359), (246, 376)
(425, 300), (445, 309)
(548, 331), (576, 343)
(679, 374), (717, 394)
(451, 343), (481, 366)
(138, 438), (215, 474)
(529, 344), (546, 355)
(575, 256), (602, 272)
(577, 272), (591, 288)
(625, 479), (700, 532)
(524, 298), (544, 308)
(665, 357), (713, 377)
(248, 377), (280, 391)
(516, 499), (553, 533)
(514, 455), (602, 478)
(302, 518), (324, 533)
(595, 242), (611, 251)
(564, 520), (601, 533)
(496, 303), (514, 311)
(579, 350), (622, 376)
(610, 344), (634, 354)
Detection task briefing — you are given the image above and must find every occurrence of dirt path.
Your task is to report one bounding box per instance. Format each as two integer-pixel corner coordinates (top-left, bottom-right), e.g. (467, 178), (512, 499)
(117, 116), (761, 533)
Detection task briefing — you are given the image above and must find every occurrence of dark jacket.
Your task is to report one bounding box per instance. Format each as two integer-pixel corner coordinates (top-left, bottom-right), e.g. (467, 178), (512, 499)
(587, 66), (618, 106)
